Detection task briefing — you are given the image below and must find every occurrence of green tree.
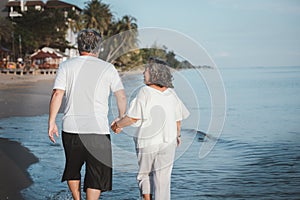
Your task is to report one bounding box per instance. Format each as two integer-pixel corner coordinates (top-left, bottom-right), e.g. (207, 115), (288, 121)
(83, 0), (112, 36)
(40, 9), (68, 49)
(13, 9), (68, 55)
(0, 16), (13, 45)
(103, 15), (138, 63)
(82, 0), (139, 66)
(166, 50), (180, 68)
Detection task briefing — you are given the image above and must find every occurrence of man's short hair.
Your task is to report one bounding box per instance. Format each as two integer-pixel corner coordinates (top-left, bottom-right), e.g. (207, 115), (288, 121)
(77, 29), (102, 54)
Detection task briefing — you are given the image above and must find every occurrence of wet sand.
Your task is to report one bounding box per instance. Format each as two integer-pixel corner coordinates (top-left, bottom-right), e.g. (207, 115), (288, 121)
(0, 74), (54, 199)
(0, 138), (39, 200)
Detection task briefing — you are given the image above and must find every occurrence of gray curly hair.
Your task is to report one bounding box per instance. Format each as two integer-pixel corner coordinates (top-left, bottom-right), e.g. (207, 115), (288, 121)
(77, 29), (102, 54)
(146, 57), (174, 88)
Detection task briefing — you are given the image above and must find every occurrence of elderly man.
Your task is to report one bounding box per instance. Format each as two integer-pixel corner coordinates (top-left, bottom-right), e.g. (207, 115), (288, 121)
(48, 29), (126, 200)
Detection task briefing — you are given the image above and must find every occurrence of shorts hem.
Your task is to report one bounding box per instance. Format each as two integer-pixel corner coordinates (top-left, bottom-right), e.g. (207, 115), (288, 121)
(83, 187), (112, 193)
(61, 178), (81, 182)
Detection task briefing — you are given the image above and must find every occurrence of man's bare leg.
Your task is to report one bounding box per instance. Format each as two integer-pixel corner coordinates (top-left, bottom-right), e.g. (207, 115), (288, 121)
(67, 180), (81, 200)
(143, 194), (152, 200)
(86, 188), (101, 200)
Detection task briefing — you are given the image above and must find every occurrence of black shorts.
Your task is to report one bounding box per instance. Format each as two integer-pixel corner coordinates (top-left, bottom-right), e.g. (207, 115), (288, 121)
(61, 131), (112, 192)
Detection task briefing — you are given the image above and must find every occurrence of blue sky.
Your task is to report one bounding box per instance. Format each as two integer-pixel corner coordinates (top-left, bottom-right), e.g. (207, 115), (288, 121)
(66, 0), (300, 67)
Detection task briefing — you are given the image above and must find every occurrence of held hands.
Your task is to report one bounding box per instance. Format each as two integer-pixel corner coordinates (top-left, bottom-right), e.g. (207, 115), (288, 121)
(111, 116), (138, 134)
(111, 118), (122, 134)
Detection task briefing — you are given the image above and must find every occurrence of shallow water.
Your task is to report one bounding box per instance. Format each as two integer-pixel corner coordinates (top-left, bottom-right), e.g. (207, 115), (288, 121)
(0, 66), (300, 199)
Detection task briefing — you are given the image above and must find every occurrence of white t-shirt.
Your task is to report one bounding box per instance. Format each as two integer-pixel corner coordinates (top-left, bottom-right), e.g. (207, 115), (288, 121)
(127, 86), (190, 148)
(53, 55), (124, 134)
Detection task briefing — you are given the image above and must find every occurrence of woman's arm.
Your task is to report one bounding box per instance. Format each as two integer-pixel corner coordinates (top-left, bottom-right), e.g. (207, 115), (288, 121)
(111, 116), (139, 134)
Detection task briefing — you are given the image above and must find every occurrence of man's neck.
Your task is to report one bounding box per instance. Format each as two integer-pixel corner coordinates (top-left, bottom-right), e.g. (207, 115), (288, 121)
(80, 52), (97, 57)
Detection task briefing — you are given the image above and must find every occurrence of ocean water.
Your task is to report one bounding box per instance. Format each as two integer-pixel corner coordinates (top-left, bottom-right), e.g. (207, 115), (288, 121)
(0, 66), (300, 199)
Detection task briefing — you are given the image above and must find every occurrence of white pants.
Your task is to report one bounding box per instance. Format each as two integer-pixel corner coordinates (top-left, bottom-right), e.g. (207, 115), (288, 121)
(136, 141), (176, 200)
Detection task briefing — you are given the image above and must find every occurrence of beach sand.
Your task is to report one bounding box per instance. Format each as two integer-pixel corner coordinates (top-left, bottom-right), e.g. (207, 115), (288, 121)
(0, 74), (55, 199)
(0, 74), (56, 119)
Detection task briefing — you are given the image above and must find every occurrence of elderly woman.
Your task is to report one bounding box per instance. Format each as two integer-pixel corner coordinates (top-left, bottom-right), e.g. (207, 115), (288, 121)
(112, 58), (189, 200)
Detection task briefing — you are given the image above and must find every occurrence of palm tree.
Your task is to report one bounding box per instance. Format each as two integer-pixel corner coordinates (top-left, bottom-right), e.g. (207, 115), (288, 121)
(103, 15), (138, 62)
(82, 1), (139, 67)
(83, 0), (112, 37)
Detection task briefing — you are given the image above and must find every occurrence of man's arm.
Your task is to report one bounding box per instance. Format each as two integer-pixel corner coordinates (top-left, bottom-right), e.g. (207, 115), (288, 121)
(177, 121), (181, 146)
(48, 89), (64, 143)
(114, 89), (127, 118)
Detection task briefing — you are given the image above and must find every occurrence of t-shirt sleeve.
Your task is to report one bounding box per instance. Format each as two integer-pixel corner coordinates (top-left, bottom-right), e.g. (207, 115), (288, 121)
(175, 98), (190, 121)
(127, 98), (142, 119)
(53, 65), (66, 90)
(110, 67), (124, 92)
(127, 88), (146, 120)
